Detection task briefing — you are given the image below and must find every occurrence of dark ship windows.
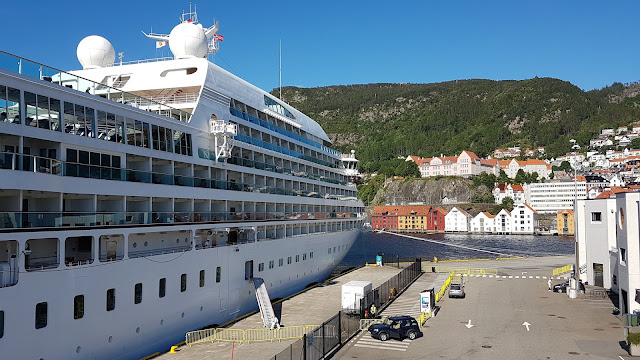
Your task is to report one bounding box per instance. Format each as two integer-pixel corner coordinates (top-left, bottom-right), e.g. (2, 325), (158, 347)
(134, 283), (143, 304)
(35, 302), (47, 329)
(0, 310), (4, 338)
(159, 278), (166, 298)
(216, 267), (221, 283)
(106, 289), (116, 311)
(181, 274), (187, 292)
(199, 270), (205, 287)
(74, 295), (84, 319)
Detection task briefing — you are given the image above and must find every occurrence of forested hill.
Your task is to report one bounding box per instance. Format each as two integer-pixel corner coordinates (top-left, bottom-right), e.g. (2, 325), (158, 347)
(273, 78), (640, 172)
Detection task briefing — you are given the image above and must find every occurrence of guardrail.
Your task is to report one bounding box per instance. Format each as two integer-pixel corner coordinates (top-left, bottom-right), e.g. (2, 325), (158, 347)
(430, 267), (498, 276)
(359, 319), (383, 330)
(419, 311), (432, 326)
(552, 265), (572, 276)
(435, 272), (453, 302)
(185, 325), (319, 346)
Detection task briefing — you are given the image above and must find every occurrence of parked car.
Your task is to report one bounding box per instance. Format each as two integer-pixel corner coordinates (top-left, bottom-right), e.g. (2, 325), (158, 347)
(368, 316), (423, 341)
(449, 283), (465, 298)
(553, 280), (585, 293)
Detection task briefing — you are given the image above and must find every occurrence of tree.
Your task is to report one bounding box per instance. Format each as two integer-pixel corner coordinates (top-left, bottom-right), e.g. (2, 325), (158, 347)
(549, 172), (555, 179)
(552, 161), (572, 172)
(498, 169), (509, 184)
(631, 138), (640, 149)
(501, 197), (514, 212)
(514, 169), (527, 184)
(395, 161), (420, 178)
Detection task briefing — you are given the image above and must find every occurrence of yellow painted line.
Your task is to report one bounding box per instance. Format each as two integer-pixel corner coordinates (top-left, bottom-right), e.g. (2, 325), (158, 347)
(496, 257), (523, 260)
(139, 352), (160, 360)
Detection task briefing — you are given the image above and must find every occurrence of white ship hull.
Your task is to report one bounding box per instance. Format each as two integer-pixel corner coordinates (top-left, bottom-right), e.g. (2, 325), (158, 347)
(1, 226), (359, 360)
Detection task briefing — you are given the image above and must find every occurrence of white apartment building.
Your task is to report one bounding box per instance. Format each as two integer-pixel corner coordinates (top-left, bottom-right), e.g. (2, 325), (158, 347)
(498, 159), (552, 180)
(524, 181), (588, 213)
(575, 197), (617, 291)
(510, 203), (539, 234)
(470, 212), (495, 233)
(407, 151), (499, 178)
(614, 192), (640, 314)
(444, 207), (472, 232)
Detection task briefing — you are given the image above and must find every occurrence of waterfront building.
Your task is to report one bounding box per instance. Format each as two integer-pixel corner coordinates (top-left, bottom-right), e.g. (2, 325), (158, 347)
(371, 206), (400, 230)
(493, 208), (512, 234)
(429, 208), (448, 231)
(492, 183), (525, 204)
(612, 192), (640, 314)
(406, 151), (499, 178)
(524, 180), (588, 213)
(575, 197), (617, 291)
(510, 203), (539, 234)
(444, 207), (472, 232)
(470, 212), (495, 233)
(397, 206), (431, 231)
(556, 209), (575, 235)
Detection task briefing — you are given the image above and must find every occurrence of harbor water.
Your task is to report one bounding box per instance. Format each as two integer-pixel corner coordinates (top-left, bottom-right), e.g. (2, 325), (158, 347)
(340, 231), (575, 267)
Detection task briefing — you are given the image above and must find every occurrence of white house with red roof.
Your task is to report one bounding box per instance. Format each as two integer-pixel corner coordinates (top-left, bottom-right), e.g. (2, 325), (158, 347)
(494, 208), (513, 234)
(492, 183), (525, 204)
(406, 151), (499, 178)
(445, 207), (473, 232)
(470, 212), (496, 233)
(511, 203), (539, 234)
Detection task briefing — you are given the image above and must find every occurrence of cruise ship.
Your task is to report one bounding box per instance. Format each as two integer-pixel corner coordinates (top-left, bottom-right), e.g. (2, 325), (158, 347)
(0, 9), (364, 360)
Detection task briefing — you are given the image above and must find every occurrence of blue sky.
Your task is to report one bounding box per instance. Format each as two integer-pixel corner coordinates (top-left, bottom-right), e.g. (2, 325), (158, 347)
(3, 1), (638, 91)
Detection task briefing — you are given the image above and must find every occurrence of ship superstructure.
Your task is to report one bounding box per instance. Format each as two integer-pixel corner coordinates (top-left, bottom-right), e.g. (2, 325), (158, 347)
(0, 10), (363, 360)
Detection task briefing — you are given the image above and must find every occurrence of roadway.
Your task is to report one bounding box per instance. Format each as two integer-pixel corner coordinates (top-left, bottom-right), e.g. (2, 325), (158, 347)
(335, 258), (628, 360)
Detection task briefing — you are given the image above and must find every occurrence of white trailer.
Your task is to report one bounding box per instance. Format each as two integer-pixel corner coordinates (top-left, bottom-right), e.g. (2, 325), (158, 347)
(342, 280), (372, 314)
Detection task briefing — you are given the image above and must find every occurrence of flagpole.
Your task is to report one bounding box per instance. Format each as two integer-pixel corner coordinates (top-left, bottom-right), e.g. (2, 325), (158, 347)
(279, 39), (282, 100)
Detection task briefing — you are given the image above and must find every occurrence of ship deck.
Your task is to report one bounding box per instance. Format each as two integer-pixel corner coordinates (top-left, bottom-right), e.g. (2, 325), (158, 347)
(153, 265), (411, 360)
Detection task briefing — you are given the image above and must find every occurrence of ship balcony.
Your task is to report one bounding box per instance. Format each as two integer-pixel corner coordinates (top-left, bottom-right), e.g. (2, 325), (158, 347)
(0, 211), (364, 229)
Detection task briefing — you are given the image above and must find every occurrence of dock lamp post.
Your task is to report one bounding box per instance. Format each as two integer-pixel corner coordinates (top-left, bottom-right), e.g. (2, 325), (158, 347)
(570, 139), (581, 297)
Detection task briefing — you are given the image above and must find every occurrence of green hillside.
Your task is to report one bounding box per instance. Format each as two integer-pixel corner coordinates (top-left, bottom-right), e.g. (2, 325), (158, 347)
(273, 78), (640, 172)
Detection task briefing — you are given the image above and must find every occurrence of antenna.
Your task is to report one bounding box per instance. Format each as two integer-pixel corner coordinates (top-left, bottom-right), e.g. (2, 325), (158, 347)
(118, 52), (124, 65)
(279, 39), (282, 100)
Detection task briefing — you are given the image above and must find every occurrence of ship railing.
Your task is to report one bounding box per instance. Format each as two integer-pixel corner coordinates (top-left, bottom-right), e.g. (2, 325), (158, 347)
(128, 245), (192, 259)
(25, 256), (59, 271)
(0, 211), (363, 229)
(225, 155), (347, 185)
(0, 151), (360, 203)
(0, 50), (192, 123)
(105, 56), (174, 67)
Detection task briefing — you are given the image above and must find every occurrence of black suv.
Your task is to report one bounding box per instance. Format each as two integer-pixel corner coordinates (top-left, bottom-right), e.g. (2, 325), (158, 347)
(368, 316), (423, 341)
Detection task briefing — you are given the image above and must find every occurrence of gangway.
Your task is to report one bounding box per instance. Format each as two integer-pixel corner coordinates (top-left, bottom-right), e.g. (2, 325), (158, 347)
(252, 277), (280, 329)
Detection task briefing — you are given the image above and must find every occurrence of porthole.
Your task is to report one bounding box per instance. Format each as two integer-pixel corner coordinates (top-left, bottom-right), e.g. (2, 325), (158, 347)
(76, 346), (81, 353)
(185, 238), (188, 243)
(620, 208), (625, 229)
(132, 242), (137, 248)
(181, 312), (185, 318)
(136, 327), (140, 334)
(200, 306), (203, 312)
(160, 319), (164, 325)
(144, 241), (148, 247)
(108, 336), (113, 343)
(176, 239), (180, 244)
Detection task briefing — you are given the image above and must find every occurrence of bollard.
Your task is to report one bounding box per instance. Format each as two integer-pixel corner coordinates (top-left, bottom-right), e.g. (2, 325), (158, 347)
(169, 345), (178, 353)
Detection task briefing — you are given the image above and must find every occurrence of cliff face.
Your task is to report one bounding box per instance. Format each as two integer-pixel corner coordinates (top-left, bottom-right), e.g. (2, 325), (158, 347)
(373, 177), (489, 205)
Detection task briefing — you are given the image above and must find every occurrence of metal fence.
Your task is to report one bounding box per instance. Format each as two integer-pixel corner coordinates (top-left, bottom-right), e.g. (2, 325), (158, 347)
(271, 259), (422, 360)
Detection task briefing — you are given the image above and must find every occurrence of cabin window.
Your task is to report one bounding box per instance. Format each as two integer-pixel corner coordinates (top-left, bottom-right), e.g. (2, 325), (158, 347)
(258, 263), (264, 272)
(303, 253), (307, 261)
(106, 289), (116, 311)
(310, 252), (314, 259)
(0, 310), (4, 338)
(279, 258), (283, 267)
(199, 270), (205, 287)
(216, 267), (221, 283)
(159, 278), (166, 298)
(269, 260), (274, 269)
(74, 295), (84, 319)
(181, 274), (187, 292)
(295, 255), (300, 263)
(134, 283), (143, 304)
(287, 256), (292, 264)
(35, 302), (47, 329)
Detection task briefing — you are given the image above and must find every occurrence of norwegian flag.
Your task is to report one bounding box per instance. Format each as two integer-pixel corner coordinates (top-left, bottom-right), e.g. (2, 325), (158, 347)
(213, 34), (224, 42)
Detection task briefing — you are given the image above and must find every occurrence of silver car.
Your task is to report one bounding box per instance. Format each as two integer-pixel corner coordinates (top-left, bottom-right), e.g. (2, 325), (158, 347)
(448, 284), (465, 298)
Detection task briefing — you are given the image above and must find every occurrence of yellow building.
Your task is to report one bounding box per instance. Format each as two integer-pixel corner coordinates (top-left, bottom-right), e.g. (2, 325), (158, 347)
(397, 206), (431, 231)
(557, 209), (574, 235)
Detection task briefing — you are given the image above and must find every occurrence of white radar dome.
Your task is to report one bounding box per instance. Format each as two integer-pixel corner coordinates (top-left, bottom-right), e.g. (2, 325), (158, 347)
(168, 22), (208, 59)
(77, 36), (115, 69)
